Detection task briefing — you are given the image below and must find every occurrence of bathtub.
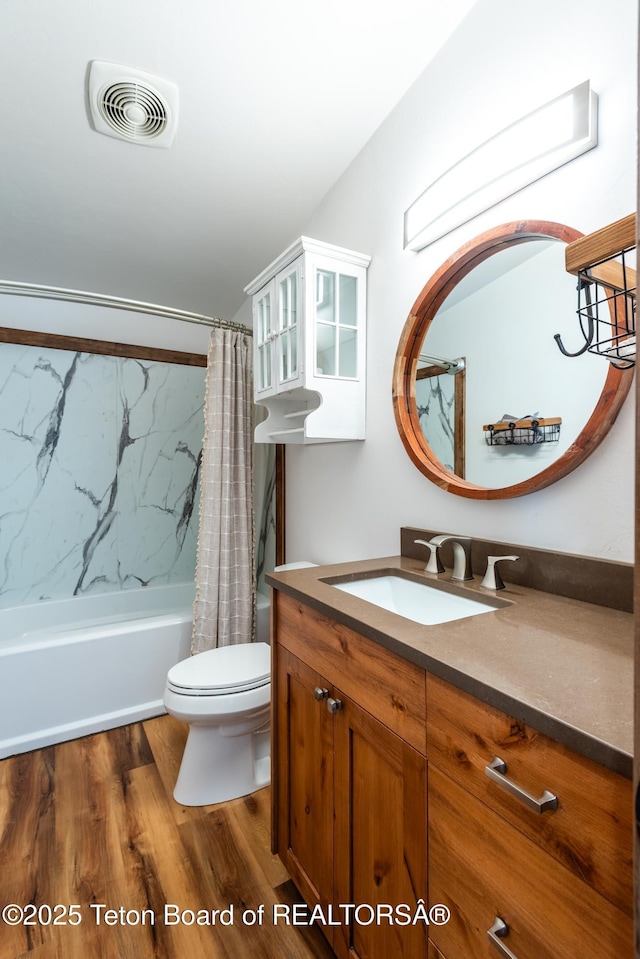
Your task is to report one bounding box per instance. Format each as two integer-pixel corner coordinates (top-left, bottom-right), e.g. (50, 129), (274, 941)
(0, 584), (272, 759)
(0, 583), (197, 759)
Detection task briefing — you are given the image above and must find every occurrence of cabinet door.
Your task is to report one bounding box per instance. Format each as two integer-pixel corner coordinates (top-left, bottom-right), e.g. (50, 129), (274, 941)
(308, 252), (364, 382)
(275, 648), (335, 936)
(333, 693), (428, 959)
(254, 279), (276, 397)
(275, 259), (304, 391)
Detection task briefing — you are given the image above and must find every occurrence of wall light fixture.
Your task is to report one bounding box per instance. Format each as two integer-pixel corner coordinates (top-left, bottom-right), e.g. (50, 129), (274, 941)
(404, 80), (598, 253)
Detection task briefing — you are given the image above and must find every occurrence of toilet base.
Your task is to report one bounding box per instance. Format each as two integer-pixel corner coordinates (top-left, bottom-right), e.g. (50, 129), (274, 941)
(173, 722), (270, 806)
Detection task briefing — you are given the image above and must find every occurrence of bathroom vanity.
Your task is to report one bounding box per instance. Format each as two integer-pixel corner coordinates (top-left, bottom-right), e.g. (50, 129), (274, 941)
(267, 539), (633, 959)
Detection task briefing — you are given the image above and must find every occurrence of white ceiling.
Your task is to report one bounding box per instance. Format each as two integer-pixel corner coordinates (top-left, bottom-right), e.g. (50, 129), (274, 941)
(0, 0), (477, 321)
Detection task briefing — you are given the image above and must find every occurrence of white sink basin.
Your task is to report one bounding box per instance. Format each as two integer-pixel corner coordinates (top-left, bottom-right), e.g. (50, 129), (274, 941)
(331, 574), (499, 625)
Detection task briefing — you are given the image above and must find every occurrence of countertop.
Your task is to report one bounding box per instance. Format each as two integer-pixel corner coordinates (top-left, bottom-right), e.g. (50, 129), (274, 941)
(266, 555), (633, 779)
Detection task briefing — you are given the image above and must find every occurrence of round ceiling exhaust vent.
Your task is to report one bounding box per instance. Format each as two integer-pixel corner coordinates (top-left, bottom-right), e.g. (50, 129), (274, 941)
(88, 61), (178, 148)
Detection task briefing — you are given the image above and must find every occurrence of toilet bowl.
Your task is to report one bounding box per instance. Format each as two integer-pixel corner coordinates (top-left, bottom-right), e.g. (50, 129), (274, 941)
(164, 641), (271, 806)
(165, 565), (316, 807)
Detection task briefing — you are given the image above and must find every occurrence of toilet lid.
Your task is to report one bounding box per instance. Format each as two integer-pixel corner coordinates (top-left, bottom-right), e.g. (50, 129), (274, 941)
(167, 642), (271, 695)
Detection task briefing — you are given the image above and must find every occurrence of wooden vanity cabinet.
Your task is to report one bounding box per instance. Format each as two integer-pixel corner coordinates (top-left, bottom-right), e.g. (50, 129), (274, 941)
(426, 674), (633, 959)
(272, 592), (428, 959)
(271, 589), (633, 959)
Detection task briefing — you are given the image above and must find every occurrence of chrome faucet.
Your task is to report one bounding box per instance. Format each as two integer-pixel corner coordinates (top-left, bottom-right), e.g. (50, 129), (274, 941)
(414, 534), (474, 582)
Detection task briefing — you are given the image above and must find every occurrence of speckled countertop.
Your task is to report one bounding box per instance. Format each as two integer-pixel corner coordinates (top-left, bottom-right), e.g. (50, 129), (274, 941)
(266, 555), (633, 779)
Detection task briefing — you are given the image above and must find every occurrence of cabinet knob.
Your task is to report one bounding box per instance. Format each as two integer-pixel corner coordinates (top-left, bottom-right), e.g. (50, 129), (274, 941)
(314, 687), (329, 701)
(487, 917), (520, 959)
(327, 697), (343, 714)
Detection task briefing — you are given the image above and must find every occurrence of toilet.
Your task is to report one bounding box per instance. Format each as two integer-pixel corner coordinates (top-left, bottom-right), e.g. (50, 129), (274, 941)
(164, 563), (316, 806)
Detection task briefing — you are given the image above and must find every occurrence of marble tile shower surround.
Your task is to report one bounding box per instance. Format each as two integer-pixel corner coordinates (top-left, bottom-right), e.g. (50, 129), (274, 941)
(0, 342), (206, 608)
(255, 430), (276, 596)
(416, 374), (455, 472)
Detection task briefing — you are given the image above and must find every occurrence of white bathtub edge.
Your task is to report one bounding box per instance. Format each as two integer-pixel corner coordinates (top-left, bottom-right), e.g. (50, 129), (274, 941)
(0, 699), (167, 760)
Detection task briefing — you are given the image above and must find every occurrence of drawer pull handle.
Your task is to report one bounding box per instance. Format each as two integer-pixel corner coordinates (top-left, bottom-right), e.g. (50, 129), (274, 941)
(327, 697), (343, 714)
(488, 917), (519, 959)
(485, 757), (558, 813)
(314, 687), (329, 701)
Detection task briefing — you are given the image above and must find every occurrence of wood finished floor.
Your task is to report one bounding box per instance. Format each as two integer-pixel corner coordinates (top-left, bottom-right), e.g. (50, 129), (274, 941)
(0, 716), (334, 959)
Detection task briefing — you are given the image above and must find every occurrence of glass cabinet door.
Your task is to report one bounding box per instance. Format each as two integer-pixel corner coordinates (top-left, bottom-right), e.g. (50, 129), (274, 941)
(254, 281), (275, 395)
(315, 269), (358, 378)
(276, 261), (303, 389)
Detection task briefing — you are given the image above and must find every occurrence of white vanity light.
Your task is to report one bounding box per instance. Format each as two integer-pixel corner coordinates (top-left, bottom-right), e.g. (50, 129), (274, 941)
(404, 80), (598, 253)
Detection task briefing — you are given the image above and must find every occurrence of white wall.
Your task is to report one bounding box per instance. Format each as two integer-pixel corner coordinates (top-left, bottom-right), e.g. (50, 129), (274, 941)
(268, 0), (637, 564)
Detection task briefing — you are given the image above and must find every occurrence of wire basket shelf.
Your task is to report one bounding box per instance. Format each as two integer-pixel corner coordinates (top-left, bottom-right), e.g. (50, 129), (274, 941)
(576, 245), (636, 368)
(483, 417), (562, 446)
(557, 215), (636, 369)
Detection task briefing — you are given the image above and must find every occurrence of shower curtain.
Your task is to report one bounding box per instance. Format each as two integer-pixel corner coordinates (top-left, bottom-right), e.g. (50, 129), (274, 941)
(191, 327), (255, 653)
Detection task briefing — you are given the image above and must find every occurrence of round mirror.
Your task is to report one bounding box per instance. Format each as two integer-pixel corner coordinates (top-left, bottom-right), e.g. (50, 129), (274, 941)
(393, 221), (633, 499)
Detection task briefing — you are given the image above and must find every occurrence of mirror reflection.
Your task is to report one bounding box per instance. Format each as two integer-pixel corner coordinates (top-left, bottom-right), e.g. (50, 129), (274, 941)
(415, 239), (608, 489)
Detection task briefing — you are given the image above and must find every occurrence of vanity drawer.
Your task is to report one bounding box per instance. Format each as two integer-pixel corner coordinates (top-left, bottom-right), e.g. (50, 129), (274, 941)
(273, 591), (426, 754)
(428, 766), (633, 959)
(426, 673), (632, 914)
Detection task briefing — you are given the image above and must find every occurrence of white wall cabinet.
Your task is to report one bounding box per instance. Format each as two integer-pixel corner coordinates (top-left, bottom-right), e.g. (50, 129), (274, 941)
(245, 237), (370, 443)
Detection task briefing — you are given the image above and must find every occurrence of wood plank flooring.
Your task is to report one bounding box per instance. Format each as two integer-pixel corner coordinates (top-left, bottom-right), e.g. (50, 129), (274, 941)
(0, 717), (334, 959)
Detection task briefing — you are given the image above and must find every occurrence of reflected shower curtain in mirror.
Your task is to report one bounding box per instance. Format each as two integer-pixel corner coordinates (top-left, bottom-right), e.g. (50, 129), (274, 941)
(191, 328), (255, 653)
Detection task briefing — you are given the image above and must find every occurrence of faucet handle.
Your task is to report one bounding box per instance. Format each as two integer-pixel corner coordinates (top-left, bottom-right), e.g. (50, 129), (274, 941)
(414, 538), (445, 574)
(481, 555), (519, 591)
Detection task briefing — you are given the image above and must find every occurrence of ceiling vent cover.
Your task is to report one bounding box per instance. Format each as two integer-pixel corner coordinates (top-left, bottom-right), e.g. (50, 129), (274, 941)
(88, 61), (178, 148)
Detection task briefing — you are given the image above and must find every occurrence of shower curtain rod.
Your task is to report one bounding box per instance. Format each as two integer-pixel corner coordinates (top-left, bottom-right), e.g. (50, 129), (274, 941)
(0, 280), (253, 335)
(418, 351), (464, 374)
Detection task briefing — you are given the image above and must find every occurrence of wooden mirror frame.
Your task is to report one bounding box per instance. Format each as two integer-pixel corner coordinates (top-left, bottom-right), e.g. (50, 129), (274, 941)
(393, 220), (634, 500)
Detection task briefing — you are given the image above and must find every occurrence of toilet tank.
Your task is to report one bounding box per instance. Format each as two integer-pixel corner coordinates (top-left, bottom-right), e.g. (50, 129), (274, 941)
(256, 592), (271, 645)
(257, 562), (317, 645)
